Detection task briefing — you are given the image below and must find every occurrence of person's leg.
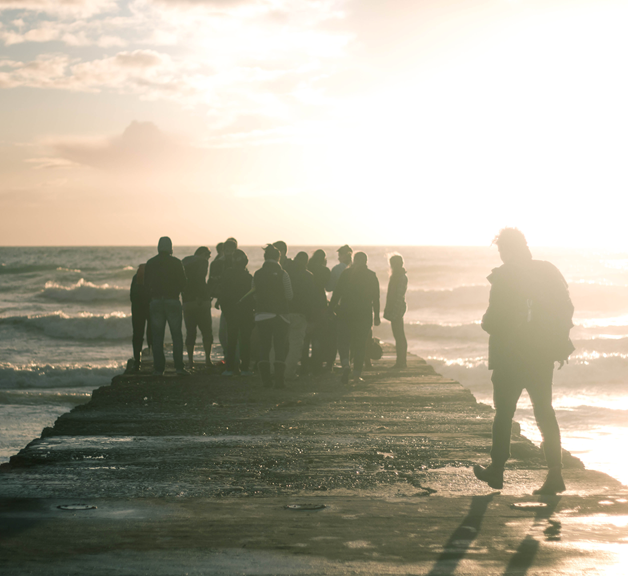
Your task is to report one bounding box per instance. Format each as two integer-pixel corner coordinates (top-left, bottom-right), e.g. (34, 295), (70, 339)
(219, 312), (228, 357)
(131, 304), (145, 366)
(183, 302), (198, 368)
(145, 306), (153, 351)
(351, 319), (371, 378)
(239, 314), (254, 373)
(197, 301), (214, 367)
(165, 299), (185, 372)
(391, 316), (407, 367)
(150, 300), (167, 374)
(285, 313), (307, 380)
(337, 316), (352, 384)
(324, 312), (338, 370)
(224, 310), (239, 373)
(272, 316), (290, 388)
(256, 319), (274, 387)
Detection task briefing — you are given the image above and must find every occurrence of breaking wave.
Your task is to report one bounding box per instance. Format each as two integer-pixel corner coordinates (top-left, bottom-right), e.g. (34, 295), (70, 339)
(0, 312), (132, 341)
(39, 279), (128, 303)
(0, 363), (122, 390)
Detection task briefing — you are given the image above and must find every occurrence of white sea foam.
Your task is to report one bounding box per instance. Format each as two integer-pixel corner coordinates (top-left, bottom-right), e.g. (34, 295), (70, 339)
(39, 279), (127, 302)
(0, 311), (132, 340)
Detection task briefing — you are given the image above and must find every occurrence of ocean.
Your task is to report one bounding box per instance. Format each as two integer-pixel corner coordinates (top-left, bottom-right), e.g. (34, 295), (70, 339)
(0, 246), (626, 486)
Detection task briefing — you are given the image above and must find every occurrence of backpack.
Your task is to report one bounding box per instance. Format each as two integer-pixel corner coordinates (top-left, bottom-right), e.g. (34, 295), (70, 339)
(515, 260), (575, 362)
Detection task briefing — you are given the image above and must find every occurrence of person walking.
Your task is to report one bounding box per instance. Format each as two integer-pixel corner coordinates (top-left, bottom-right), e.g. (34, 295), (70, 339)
(130, 263), (152, 372)
(181, 246), (213, 369)
(329, 251), (380, 385)
(219, 249), (255, 376)
(473, 227), (575, 495)
(144, 236), (188, 376)
(285, 251), (317, 381)
(253, 244), (293, 389)
(383, 254), (408, 369)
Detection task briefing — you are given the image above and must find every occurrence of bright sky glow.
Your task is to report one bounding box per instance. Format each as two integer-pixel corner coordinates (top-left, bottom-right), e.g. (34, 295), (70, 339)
(0, 0), (626, 247)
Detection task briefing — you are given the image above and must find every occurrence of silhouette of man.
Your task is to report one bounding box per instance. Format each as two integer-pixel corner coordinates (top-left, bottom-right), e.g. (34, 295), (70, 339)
(324, 245), (353, 370)
(329, 251), (380, 385)
(182, 246), (213, 369)
(144, 236), (188, 376)
(253, 244), (293, 389)
(474, 228), (575, 495)
(273, 240), (293, 273)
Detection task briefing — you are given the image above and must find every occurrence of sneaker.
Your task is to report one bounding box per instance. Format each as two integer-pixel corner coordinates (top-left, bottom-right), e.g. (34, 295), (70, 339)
(341, 368), (351, 385)
(352, 374), (365, 384)
(533, 470), (566, 495)
(176, 368), (190, 377)
(152, 370), (164, 377)
(473, 464), (504, 490)
(222, 370), (235, 377)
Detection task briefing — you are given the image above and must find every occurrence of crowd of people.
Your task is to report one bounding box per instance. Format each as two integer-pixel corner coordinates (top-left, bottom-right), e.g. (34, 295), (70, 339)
(130, 237), (409, 387)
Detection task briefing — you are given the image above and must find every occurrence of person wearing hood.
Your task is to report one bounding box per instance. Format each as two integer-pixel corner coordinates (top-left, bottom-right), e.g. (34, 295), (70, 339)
(253, 244), (293, 389)
(329, 251), (380, 385)
(144, 236), (188, 376)
(182, 246), (213, 369)
(129, 263), (153, 372)
(383, 254), (408, 369)
(473, 227), (575, 495)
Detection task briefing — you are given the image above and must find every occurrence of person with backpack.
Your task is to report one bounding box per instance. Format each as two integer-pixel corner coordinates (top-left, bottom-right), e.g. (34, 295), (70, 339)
(473, 228), (575, 495)
(181, 246), (213, 369)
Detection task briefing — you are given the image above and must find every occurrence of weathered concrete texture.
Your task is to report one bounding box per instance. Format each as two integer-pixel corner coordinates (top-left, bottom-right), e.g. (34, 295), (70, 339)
(0, 351), (626, 575)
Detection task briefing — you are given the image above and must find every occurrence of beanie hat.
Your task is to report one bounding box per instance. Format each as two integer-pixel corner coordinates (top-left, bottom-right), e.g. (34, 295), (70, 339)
(158, 236), (173, 253)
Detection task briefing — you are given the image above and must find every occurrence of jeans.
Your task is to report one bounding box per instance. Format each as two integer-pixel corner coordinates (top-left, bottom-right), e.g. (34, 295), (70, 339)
(490, 359), (562, 469)
(183, 300), (213, 350)
(132, 303), (152, 362)
(150, 298), (184, 372)
(390, 316), (407, 365)
(224, 308), (254, 372)
(285, 313), (307, 379)
(338, 315), (372, 376)
(257, 316), (289, 365)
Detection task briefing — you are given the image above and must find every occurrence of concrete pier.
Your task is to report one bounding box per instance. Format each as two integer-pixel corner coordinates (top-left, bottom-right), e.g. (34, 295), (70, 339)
(1, 349), (626, 575)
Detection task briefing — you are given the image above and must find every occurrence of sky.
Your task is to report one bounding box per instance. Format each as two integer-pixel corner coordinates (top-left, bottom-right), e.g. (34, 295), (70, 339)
(0, 0), (626, 247)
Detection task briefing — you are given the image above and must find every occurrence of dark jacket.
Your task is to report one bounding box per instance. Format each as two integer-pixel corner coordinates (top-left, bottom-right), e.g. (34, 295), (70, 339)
(130, 273), (150, 309)
(308, 262), (331, 310)
(329, 264), (380, 323)
(218, 267), (254, 316)
(144, 253), (187, 301)
(288, 265), (317, 319)
(208, 255), (232, 299)
(481, 259), (575, 368)
(253, 260), (291, 316)
(181, 255), (210, 303)
(384, 268), (408, 321)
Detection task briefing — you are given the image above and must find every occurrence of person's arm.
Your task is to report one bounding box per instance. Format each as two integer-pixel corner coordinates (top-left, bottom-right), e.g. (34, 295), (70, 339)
(282, 270), (293, 301)
(328, 269), (347, 312)
(372, 273), (381, 326)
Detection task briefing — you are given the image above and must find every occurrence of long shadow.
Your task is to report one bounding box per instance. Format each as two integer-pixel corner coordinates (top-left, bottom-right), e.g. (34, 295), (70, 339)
(503, 495), (562, 576)
(427, 493), (497, 576)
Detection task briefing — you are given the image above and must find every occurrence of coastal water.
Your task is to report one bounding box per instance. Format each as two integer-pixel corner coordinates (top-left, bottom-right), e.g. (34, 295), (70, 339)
(0, 246), (626, 486)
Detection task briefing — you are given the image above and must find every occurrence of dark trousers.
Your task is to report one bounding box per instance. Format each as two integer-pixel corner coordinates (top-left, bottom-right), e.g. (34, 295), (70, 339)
(490, 359), (562, 469)
(132, 304), (152, 362)
(150, 298), (184, 372)
(338, 315), (372, 376)
(183, 300), (213, 350)
(257, 316), (289, 364)
(224, 309), (253, 372)
(390, 316), (407, 365)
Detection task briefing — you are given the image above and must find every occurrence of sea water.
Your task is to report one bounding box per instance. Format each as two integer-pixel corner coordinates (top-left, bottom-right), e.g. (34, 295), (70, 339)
(0, 246), (626, 486)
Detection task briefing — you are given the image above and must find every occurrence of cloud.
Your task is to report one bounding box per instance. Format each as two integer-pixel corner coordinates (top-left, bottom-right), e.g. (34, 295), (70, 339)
(0, 0), (115, 17)
(47, 120), (206, 171)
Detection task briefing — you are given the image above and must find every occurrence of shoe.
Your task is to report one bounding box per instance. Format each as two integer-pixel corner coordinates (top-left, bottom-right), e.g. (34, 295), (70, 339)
(152, 370), (164, 377)
(473, 464), (504, 490)
(274, 362), (286, 389)
(258, 361), (273, 388)
(222, 370), (235, 377)
(352, 375), (365, 384)
(241, 371), (255, 377)
(341, 368), (351, 385)
(533, 469), (566, 495)
(176, 368), (190, 377)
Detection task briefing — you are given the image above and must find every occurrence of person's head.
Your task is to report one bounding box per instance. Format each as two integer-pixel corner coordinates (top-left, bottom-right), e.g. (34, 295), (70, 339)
(263, 244), (281, 262)
(226, 237), (238, 247)
(223, 239), (237, 257)
(273, 241), (288, 257)
(310, 249), (327, 267)
(493, 227), (532, 264)
(136, 263), (146, 283)
(157, 236), (173, 255)
(389, 254), (404, 271)
(337, 244), (353, 265)
(294, 251), (308, 269)
(195, 246), (211, 260)
(353, 251), (367, 267)
(215, 242), (224, 257)
(232, 249), (249, 269)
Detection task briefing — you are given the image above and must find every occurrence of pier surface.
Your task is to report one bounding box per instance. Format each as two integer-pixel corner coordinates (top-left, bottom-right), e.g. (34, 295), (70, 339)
(1, 349), (626, 575)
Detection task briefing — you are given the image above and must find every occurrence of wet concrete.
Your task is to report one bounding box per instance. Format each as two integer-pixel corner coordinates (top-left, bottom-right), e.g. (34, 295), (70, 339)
(0, 348), (626, 575)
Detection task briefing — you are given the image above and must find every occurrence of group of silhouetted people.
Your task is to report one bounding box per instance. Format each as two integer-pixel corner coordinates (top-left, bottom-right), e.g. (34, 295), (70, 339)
(130, 237), (409, 386)
(130, 228), (577, 495)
